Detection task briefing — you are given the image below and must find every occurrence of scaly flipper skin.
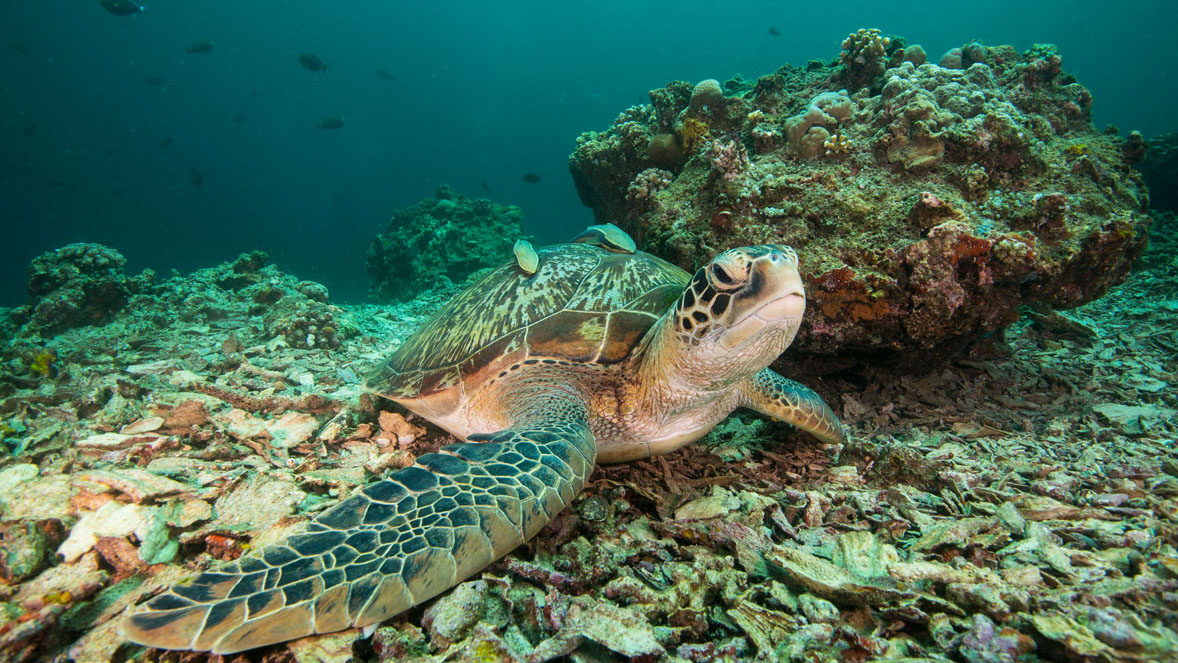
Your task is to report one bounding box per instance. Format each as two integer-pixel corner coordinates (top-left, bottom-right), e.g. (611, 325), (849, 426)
(741, 368), (844, 444)
(121, 392), (595, 655)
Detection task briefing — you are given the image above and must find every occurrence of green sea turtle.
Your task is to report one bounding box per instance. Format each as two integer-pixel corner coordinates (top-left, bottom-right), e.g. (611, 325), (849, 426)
(121, 225), (843, 654)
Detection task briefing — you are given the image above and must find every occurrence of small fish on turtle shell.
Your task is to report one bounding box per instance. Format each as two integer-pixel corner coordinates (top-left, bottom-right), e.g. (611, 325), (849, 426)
(316, 115), (345, 130)
(513, 239), (539, 275)
(100, 0), (142, 16)
(297, 52), (328, 72)
(522, 172), (541, 184)
(186, 40), (215, 54)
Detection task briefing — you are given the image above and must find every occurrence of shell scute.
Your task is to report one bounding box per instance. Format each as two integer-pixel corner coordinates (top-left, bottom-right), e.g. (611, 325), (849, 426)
(526, 310), (607, 363)
(369, 243), (689, 403)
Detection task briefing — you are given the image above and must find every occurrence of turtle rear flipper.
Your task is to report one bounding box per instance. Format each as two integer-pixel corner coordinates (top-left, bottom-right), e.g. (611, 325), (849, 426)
(121, 399), (595, 654)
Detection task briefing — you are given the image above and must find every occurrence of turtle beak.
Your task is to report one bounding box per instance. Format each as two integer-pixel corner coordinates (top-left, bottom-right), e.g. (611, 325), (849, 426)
(720, 246), (805, 350)
(750, 246), (805, 321)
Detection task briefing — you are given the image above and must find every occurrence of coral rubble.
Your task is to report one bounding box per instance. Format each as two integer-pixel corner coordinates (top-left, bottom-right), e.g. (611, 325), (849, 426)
(367, 185), (526, 302)
(569, 34), (1151, 356)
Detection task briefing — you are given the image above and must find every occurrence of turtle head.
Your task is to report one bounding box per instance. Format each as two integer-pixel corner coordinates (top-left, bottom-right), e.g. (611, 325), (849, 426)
(673, 245), (805, 370)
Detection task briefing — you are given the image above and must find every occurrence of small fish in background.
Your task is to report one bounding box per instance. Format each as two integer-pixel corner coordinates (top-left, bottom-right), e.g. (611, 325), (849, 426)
(251, 87), (258, 98)
(22, 124), (37, 137)
(159, 137), (174, 149)
(186, 40), (215, 54)
(143, 75), (167, 86)
(297, 52), (327, 72)
(47, 178), (65, 187)
(481, 179), (490, 193)
(99, 0), (143, 16)
(232, 112), (248, 123)
(189, 167), (204, 187)
(316, 115), (345, 129)
(107, 146), (120, 157)
(376, 69), (396, 81)
(522, 172), (541, 184)
(8, 41), (31, 56)
(768, 26), (781, 37)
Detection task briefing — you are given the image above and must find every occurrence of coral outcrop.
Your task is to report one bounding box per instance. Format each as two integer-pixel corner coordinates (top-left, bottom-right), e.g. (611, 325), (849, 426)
(367, 185), (526, 302)
(13, 243), (154, 337)
(568, 33), (1151, 357)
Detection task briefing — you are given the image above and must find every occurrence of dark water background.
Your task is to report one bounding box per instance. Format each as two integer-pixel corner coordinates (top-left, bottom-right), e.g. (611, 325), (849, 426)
(1, 1), (1174, 306)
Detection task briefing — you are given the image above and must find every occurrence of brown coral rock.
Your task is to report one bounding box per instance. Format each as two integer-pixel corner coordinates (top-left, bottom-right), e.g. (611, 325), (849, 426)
(568, 35), (1150, 357)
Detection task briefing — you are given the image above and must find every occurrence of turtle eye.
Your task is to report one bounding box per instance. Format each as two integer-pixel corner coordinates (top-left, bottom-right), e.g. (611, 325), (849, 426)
(710, 264), (736, 287)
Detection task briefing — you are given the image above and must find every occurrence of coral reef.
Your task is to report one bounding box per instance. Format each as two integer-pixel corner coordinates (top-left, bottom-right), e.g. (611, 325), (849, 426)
(367, 186), (525, 303)
(568, 33), (1151, 357)
(1, 248), (359, 395)
(11, 244), (154, 337)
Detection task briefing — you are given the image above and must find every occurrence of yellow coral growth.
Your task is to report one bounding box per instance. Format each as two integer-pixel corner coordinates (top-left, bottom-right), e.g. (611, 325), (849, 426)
(680, 117), (709, 154)
(824, 133), (852, 156)
(30, 349), (55, 378)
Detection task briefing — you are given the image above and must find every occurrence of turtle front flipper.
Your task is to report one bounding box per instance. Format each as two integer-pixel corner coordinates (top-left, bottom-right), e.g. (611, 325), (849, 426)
(121, 400), (596, 654)
(741, 368), (845, 444)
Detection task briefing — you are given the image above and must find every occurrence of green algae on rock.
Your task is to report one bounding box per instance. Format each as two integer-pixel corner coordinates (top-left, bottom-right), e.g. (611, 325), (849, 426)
(569, 33), (1151, 356)
(366, 185), (526, 302)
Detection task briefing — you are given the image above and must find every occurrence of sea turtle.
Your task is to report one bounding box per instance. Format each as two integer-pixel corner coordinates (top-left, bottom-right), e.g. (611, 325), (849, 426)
(122, 225), (843, 654)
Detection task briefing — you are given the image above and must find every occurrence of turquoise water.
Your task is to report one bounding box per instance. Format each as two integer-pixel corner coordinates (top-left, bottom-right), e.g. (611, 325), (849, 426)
(1, 0), (1175, 305)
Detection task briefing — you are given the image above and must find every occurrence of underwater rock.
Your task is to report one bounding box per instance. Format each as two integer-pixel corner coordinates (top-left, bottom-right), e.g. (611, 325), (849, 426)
(265, 299), (344, 350)
(15, 243), (153, 337)
(0, 519), (64, 584)
(568, 34), (1151, 357)
(366, 185), (526, 302)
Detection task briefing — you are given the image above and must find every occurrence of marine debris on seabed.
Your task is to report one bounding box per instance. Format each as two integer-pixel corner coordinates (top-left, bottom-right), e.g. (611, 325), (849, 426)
(0, 32), (1176, 663)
